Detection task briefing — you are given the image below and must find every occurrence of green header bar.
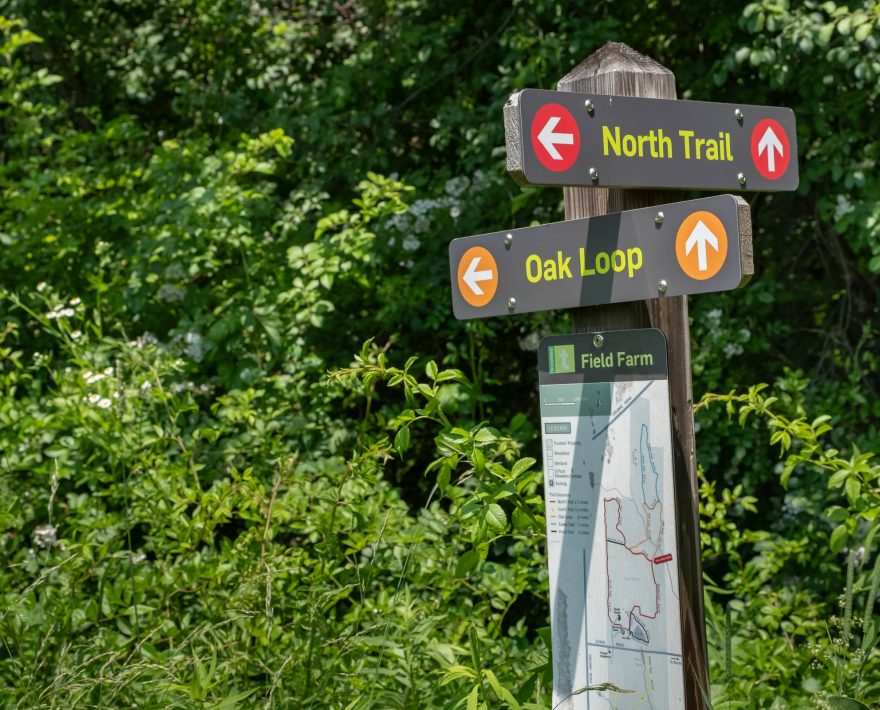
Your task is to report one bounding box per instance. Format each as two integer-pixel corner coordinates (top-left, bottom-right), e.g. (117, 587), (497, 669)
(538, 329), (668, 385)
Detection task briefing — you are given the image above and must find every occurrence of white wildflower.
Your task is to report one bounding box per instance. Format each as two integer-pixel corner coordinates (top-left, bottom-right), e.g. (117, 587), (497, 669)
(834, 194), (855, 221)
(164, 263), (185, 280)
(183, 332), (204, 362)
(402, 235), (421, 252)
(157, 284), (186, 303)
(518, 332), (541, 352)
(36, 282), (47, 292)
(450, 205), (461, 219)
(97, 398), (112, 409)
(444, 176), (470, 197)
(88, 393), (101, 403)
(69, 297), (81, 306)
(33, 524), (58, 549)
(70, 330), (82, 340)
(723, 343), (744, 358)
(140, 380), (152, 391)
(103, 367), (113, 376)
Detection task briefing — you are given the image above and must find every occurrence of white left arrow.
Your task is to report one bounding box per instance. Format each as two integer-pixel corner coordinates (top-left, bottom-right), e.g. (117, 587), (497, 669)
(685, 219), (719, 272)
(462, 256), (494, 295)
(538, 116), (574, 160)
(758, 125), (784, 173)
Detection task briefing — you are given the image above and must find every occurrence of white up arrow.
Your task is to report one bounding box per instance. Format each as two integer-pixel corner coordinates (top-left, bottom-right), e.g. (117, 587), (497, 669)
(758, 125), (784, 173)
(537, 116), (574, 160)
(462, 256), (494, 296)
(685, 220), (719, 272)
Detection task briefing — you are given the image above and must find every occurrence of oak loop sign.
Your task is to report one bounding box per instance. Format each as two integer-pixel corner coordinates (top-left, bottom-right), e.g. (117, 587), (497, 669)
(449, 195), (752, 320)
(504, 89), (799, 192)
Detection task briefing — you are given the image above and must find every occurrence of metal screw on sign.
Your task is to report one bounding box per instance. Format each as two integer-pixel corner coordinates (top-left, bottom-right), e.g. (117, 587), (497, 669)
(658, 279), (668, 294)
(584, 99), (595, 114)
(738, 172), (747, 186)
(504, 233), (513, 248)
(592, 333), (604, 348)
(589, 167), (599, 182)
(507, 297), (517, 311)
(655, 211), (665, 226)
(735, 108), (744, 123)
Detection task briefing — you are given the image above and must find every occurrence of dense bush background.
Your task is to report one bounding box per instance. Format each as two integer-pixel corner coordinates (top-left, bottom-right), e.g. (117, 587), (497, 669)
(0, 1), (878, 707)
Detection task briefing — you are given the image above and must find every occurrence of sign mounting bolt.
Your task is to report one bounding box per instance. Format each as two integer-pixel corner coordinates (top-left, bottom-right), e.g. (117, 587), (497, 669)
(655, 211), (665, 225)
(592, 334), (604, 348)
(504, 233), (513, 248)
(589, 167), (599, 182)
(738, 172), (747, 186)
(507, 297), (517, 311)
(584, 99), (595, 114)
(657, 279), (668, 294)
(735, 108), (744, 122)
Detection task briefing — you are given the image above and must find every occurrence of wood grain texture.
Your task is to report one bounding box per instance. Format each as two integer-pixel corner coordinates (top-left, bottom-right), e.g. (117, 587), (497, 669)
(559, 41), (710, 709)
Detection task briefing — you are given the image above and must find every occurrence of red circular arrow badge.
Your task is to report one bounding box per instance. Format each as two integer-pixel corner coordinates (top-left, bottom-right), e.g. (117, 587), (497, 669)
(750, 118), (790, 180)
(530, 103), (580, 172)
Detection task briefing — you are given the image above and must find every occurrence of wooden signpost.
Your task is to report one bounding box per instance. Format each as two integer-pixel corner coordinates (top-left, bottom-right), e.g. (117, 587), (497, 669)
(445, 40), (798, 709)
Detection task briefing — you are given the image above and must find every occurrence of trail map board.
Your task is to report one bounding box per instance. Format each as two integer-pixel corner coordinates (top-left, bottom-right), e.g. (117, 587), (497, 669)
(538, 330), (684, 709)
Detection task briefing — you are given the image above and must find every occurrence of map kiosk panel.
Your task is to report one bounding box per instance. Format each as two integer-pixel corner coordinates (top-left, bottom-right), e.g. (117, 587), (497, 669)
(538, 329), (684, 709)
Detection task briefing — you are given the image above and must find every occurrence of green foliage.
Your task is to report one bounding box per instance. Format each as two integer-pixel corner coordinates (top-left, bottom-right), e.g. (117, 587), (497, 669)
(698, 386), (880, 705)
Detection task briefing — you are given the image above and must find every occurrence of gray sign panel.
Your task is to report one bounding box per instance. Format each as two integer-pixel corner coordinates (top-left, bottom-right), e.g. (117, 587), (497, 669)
(536, 329), (684, 708)
(504, 89), (799, 192)
(449, 195), (752, 320)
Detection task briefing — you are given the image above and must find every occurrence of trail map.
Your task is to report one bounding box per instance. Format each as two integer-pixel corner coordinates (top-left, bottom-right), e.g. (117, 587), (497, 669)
(539, 331), (684, 709)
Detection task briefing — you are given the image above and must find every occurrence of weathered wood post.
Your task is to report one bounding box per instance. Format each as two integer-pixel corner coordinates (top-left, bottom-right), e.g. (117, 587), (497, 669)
(558, 41), (709, 708)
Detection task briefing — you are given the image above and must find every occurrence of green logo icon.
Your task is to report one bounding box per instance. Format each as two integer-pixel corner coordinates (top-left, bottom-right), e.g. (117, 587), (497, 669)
(548, 344), (575, 374)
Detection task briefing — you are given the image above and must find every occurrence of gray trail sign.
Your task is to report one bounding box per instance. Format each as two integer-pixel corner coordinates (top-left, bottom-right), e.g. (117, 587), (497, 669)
(449, 194), (752, 320)
(504, 88), (799, 192)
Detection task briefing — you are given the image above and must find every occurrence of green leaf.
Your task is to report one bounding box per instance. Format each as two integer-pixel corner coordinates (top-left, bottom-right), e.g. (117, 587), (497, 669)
(828, 470), (849, 489)
(455, 550), (480, 577)
(485, 503), (507, 534)
(845, 476), (861, 503)
(511, 457), (536, 477)
(826, 506), (849, 522)
(211, 688), (259, 709)
(440, 665), (478, 686)
(394, 426), (411, 457)
(467, 685), (479, 710)
(435, 369), (462, 382)
(474, 427), (499, 443)
(830, 524), (848, 553)
(425, 360), (438, 380)
(827, 697), (870, 710)
(483, 668), (521, 709)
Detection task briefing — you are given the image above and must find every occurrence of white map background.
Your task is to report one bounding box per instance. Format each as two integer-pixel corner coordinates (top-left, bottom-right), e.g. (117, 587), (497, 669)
(541, 379), (684, 709)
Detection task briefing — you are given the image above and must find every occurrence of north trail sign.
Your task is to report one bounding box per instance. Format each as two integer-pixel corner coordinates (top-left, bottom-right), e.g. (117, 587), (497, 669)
(504, 89), (799, 192)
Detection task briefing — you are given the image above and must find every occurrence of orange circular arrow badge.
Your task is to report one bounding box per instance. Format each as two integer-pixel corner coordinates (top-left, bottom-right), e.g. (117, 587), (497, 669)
(675, 210), (728, 281)
(457, 246), (498, 307)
